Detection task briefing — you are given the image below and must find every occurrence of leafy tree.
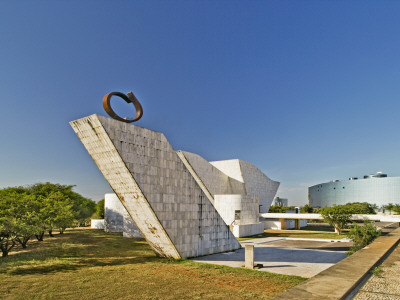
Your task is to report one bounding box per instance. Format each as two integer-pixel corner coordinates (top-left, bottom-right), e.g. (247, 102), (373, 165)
(0, 188), (41, 255)
(0, 218), (17, 257)
(28, 183), (95, 228)
(347, 221), (381, 255)
(321, 206), (352, 235)
(96, 199), (105, 219)
(11, 194), (42, 248)
(40, 191), (75, 236)
(386, 203), (394, 214)
(393, 204), (400, 215)
(0, 183), (94, 256)
(300, 204), (313, 213)
(371, 203), (379, 213)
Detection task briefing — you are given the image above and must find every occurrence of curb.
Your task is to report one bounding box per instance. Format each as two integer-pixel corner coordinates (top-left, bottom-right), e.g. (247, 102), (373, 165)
(274, 227), (400, 300)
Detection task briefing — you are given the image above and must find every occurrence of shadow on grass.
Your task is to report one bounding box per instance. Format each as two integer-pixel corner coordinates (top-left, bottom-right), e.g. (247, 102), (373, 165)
(7, 255), (158, 276)
(0, 229), (157, 276)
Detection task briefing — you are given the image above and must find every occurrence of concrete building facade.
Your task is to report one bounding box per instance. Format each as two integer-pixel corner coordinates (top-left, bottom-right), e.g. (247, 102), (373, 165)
(309, 172), (400, 208)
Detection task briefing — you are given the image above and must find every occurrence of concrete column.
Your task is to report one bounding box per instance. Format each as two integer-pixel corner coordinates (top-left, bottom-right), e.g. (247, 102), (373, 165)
(280, 218), (286, 230)
(295, 219), (300, 230)
(245, 244), (254, 269)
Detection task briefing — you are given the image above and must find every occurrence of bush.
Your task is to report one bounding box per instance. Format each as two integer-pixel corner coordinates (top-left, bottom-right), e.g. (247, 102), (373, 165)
(346, 221), (381, 255)
(342, 202), (376, 214)
(268, 206), (295, 213)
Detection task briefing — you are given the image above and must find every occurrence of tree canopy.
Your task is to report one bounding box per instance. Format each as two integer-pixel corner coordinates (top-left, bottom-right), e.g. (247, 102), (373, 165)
(0, 183), (96, 257)
(96, 199), (105, 219)
(320, 206), (352, 235)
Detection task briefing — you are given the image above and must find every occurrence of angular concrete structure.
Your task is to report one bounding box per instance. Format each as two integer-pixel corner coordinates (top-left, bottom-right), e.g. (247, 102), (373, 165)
(210, 159), (280, 213)
(70, 114), (240, 258)
(176, 151), (279, 237)
(104, 193), (143, 238)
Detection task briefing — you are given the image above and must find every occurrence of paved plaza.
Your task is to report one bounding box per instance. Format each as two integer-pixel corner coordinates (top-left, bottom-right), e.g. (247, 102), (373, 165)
(192, 237), (352, 278)
(354, 242), (400, 299)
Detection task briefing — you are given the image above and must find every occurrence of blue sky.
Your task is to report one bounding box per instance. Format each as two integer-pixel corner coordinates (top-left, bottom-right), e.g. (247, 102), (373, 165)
(1, 1), (400, 205)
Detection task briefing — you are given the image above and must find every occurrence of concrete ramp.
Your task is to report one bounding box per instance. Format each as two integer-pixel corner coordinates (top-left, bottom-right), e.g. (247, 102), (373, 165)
(70, 114), (240, 258)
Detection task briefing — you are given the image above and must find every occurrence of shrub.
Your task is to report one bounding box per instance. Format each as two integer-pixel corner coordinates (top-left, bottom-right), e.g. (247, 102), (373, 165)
(268, 206), (295, 213)
(346, 221), (381, 255)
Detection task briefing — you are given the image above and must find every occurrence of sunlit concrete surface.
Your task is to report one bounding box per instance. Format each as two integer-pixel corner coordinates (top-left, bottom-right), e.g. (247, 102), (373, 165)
(353, 238), (400, 299)
(192, 237), (351, 278)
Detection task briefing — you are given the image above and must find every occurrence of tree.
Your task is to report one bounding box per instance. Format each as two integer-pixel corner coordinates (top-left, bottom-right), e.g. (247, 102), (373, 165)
(39, 191), (75, 236)
(371, 204), (379, 213)
(0, 188), (41, 255)
(321, 206), (352, 235)
(0, 183), (94, 256)
(0, 218), (17, 257)
(386, 203), (394, 215)
(28, 183), (95, 229)
(96, 199), (105, 219)
(301, 204), (313, 213)
(393, 204), (400, 215)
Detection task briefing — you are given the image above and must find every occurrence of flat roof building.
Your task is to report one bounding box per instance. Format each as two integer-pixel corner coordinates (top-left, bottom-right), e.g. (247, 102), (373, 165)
(309, 172), (400, 208)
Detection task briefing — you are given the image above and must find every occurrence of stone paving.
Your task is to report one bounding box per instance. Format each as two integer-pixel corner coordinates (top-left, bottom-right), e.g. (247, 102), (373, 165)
(353, 242), (400, 300)
(192, 237), (351, 278)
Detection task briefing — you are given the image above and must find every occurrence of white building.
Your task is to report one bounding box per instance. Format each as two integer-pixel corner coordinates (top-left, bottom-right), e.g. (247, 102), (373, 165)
(272, 197), (289, 207)
(309, 172), (400, 208)
(104, 150), (279, 238)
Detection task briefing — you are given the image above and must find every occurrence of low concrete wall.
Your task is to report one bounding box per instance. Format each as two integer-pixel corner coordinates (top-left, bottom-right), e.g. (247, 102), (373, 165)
(274, 226), (400, 300)
(263, 220), (281, 230)
(262, 219), (307, 230)
(232, 223), (264, 237)
(91, 219), (105, 229)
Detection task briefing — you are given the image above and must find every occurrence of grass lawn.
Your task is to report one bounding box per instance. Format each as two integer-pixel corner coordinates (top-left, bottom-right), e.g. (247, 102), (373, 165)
(0, 229), (306, 300)
(238, 228), (350, 241)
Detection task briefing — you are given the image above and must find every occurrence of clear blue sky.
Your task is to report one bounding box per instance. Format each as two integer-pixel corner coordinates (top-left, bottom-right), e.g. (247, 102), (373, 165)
(1, 1), (400, 206)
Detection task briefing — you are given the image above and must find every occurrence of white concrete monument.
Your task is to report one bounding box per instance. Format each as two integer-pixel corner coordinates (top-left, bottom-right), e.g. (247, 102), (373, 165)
(70, 114), (241, 258)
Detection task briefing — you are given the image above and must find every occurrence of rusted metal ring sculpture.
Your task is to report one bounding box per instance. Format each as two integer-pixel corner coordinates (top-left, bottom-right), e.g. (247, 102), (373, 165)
(102, 91), (143, 123)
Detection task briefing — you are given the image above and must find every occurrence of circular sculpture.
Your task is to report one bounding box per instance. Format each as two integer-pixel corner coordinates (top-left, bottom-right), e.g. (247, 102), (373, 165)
(102, 91), (143, 123)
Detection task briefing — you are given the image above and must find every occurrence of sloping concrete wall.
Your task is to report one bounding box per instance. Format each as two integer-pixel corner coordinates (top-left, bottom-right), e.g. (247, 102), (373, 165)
(238, 160), (280, 213)
(178, 151), (245, 200)
(211, 159), (280, 213)
(210, 159), (244, 183)
(70, 114), (240, 258)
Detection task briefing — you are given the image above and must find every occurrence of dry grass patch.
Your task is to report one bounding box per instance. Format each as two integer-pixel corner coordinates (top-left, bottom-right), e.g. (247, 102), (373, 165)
(0, 229), (305, 299)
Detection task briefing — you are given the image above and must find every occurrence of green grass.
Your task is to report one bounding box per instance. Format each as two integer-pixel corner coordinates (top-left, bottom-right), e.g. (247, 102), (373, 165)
(0, 229), (306, 299)
(371, 266), (384, 277)
(238, 228), (349, 241)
